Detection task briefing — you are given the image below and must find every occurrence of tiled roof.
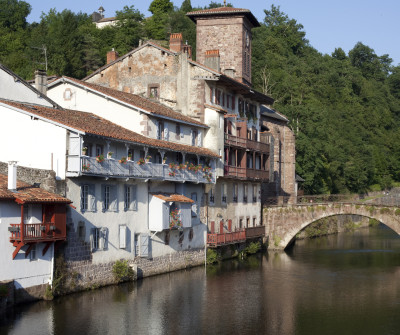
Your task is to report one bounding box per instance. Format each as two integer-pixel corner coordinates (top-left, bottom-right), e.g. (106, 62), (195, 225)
(0, 99), (220, 158)
(186, 7), (260, 27)
(55, 77), (207, 128)
(0, 174), (71, 204)
(151, 193), (194, 203)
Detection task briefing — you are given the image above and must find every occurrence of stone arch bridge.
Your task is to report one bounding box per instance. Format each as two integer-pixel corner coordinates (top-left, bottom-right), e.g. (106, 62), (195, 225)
(263, 202), (400, 250)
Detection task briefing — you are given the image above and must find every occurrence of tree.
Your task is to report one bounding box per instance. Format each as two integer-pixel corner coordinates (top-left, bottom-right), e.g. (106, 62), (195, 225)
(114, 5), (144, 54)
(0, 0), (31, 31)
(149, 0), (173, 15)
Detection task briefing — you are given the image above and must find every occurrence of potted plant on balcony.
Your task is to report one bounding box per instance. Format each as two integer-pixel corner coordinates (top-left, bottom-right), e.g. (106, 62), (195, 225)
(145, 155), (152, 163)
(82, 163), (90, 171)
(137, 158), (145, 165)
(178, 163), (186, 170)
(169, 171), (176, 177)
(163, 157), (167, 164)
(119, 156), (127, 164)
(107, 151), (113, 159)
(169, 162), (176, 169)
(169, 209), (182, 229)
(96, 154), (104, 163)
(82, 147), (88, 156)
(127, 154), (133, 161)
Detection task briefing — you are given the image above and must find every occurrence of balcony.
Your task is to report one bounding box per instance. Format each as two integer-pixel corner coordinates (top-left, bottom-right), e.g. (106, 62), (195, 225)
(246, 169), (269, 181)
(69, 157), (215, 184)
(224, 133), (271, 153)
(246, 139), (270, 152)
(224, 133), (246, 148)
(224, 165), (246, 179)
(9, 222), (66, 243)
(207, 229), (246, 247)
(245, 226), (265, 239)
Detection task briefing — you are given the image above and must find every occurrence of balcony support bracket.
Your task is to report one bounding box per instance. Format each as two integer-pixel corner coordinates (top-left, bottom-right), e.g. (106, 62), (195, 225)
(12, 241), (25, 260)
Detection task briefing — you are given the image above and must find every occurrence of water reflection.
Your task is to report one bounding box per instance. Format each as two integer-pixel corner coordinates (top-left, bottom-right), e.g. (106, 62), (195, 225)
(1, 225), (400, 335)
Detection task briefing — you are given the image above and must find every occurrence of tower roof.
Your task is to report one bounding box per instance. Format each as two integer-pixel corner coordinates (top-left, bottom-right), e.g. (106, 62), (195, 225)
(186, 7), (260, 27)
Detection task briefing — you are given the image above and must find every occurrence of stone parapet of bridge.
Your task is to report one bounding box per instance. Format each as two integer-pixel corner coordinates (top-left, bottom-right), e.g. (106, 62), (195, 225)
(263, 203), (400, 250)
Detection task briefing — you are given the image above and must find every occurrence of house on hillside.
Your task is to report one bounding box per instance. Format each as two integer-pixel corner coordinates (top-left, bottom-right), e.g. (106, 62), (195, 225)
(81, 5), (296, 247)
(0, 163), (70, 302)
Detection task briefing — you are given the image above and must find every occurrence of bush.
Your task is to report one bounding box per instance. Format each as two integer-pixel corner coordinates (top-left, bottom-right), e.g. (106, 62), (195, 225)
(246, 242), (261, 254)
(395, 209), (400, 216)
(206, 249), (220, 265)
(369, 218), (380, 226)
(44, 284), (54, 300)
(113, 260), (134, 283)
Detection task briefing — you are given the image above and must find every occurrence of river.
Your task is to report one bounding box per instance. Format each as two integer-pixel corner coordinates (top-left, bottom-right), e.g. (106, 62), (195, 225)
(1, 224), (400, 335)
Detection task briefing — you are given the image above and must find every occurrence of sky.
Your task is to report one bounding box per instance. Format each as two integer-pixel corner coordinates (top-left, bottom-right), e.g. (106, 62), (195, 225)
(26, 0), (400, 66)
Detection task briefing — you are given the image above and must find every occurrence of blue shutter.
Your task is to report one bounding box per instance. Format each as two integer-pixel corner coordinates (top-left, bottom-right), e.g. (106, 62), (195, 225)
(119, 225), (127, 249)
(140, 234), (149, 258)
(90, 228), (96, 251)
(80, 185), (85, 212)
(101, 185), (106, 212)
(101, 227), (108, 250)
(156, 120), (160, 139)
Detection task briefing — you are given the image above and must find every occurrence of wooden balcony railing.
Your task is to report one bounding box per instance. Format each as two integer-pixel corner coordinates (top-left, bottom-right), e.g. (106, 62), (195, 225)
(224, 133), (271, 153)
(224, 165), (246, 178)
(70, 157), (215, 184)
(224, 133), (247, 148)
(9, 222), (66, 243)
(207, 230), (246, 247)
(246, 139), (270, 152)
(245, 226), (265, 239)
(246, 169), (269, 181)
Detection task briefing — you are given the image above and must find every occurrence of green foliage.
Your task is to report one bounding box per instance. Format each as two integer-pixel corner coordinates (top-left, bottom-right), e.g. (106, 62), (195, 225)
(246, 241), (261, 254)
(0, 284), (8, 298)
(395, 209), (400, 216)
(112, 259), (134, 283)
(379, 207), (392, 215)
(44, 284), (54, 300)
(149, 0), (174, 15)
(206, 248), (220, 264)
(273, 235), (281, 247)
(344, 220), (361, 232)
(369, 218), (380, 226)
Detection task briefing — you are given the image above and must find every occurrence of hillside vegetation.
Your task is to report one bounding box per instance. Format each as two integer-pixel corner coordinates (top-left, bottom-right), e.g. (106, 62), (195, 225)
(1, 0), (399, 194)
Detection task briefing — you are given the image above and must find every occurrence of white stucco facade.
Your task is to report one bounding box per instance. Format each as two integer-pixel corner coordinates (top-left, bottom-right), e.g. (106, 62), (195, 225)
(0, 202), (53, 289)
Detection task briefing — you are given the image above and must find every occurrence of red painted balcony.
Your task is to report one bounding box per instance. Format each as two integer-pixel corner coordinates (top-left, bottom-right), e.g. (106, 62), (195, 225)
(224, 133), (271, 153)
(224, 165), (246, 179)
(9, 221), (66, 243)
(207, 230), (246, 247)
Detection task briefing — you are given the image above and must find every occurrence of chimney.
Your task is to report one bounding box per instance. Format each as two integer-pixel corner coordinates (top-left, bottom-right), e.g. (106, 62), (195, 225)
(35, 69), (47, 95)
(205, 50), (220, 72)
(107, 48), (118, 64)
(8, 161), (17, 191)
(182, 42), (192, 59)
(169, 33), (183, 53)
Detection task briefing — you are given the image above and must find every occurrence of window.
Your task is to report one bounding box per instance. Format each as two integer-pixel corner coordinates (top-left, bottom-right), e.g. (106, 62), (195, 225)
(253, 218), (256, 227)
(91, 227), (108, 251)
(96, 145), (103, 157)
(227, 94), (231, 109)
(30, 244), (37, 261)
(149, 85), (159, 99)
(157, 121), (164, 140)
(119, 225), (127, 249)
(81, 184), (96, 212)
(102, 185), (118, 212)
(189, 228), (194, 241)
(253, 185), (257, 203)
(243, 184), (248, 203)
(233, 184), (238, 203)
(23, 205), (31, 223)
(216, 89), (221, 105)
(164, 230), (170, 245)
(78, 221), (86, 241)
(134, 234), (140, 255)
(191, 193), (198, 217)
(209, 188), (215, 204)
(238, 99), (244, 117)
(221, 184), (227, 203)
(176, 124), (181, 140)
(124, 185), (137, 211)
(191, 130), (197, 146)
(239, 218), (243, 229)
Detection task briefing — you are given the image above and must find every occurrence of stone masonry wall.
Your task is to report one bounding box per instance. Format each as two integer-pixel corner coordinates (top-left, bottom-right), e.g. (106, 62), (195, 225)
(0, 161), (59, 194)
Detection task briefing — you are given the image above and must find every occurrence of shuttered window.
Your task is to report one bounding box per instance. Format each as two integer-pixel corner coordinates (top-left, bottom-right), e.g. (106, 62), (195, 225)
(124, 185), (137, 211)
(191, 193), (197, 217)
(102, 185), (118, 212)
(139, 234), (149, 258)
(81, 184), (96, 212)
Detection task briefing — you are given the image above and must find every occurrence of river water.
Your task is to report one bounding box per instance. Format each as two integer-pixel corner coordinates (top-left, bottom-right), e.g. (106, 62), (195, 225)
(1, 224), (400, 335)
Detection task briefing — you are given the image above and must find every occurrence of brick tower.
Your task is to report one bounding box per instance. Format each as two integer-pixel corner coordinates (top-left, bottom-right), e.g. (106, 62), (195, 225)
(187, 6), (260, 86)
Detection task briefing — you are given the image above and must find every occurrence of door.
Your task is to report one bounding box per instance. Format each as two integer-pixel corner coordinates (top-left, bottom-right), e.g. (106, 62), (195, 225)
(228, 220), (232, 232)
(220, 220), (224, 233)
(211, 221), (215, 234)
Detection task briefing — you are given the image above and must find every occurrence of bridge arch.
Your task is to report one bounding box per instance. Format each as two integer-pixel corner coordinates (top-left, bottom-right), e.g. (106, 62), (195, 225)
(263, 203), (400, 250)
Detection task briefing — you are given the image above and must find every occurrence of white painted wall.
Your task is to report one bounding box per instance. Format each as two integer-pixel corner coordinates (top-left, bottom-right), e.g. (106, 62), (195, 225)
(0, 105), (68, 179)
(204, 107), (224, 177)
(0, 70), (53, 107)
(48, 82), (204, 147)
(0, 202), (53, 289)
